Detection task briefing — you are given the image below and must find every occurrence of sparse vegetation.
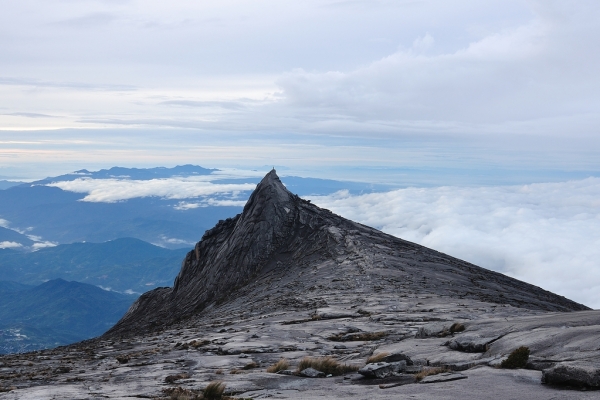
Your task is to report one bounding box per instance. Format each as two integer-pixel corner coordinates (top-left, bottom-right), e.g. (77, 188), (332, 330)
(116, 355), (130, 364)
(329, 331), (387, 342)
(366, 352), (389, 364)
(189, 339), (211, 348)
(242, 362), (258, 370)
(296, 357), (359, 376)
(161, 386), (202, 400)
(500, 346), (530, 369)
(414, 367), (449, 381)
(438, 322), (466, 337)
(164, 373), (190, 384)
(203, 381), (226, 400)
(266, 358), (289, 373)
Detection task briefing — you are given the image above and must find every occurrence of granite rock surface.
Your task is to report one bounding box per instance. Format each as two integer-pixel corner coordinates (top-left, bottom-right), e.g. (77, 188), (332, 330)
(0, 170), (598, 399)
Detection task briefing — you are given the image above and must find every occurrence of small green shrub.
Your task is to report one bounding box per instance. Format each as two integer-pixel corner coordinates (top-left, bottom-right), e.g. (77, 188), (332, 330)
(500, 346), (530, 369)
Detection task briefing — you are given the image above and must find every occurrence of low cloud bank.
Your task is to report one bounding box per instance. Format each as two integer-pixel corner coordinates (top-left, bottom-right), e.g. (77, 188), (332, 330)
(309, 177), (600, 309)
(47, 178), (255, 203)
(0, 241), (23, 249)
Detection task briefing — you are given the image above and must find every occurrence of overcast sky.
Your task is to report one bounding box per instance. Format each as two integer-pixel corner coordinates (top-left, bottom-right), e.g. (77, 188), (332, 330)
(1, 1), (599, 306)
(1, 0), (599, 180)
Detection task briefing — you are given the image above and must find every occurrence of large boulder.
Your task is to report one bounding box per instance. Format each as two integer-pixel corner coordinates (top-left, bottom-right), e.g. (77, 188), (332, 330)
(542, 362), (600, 388)
(358, 361), (407, 379)
(446, 334), (501, 352)
(416, 322), (453, 338)
(381, 352), (413, 365)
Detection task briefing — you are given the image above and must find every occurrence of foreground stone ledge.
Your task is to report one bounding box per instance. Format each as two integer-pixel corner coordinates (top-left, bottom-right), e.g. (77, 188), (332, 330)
(542, 362), (600, 389)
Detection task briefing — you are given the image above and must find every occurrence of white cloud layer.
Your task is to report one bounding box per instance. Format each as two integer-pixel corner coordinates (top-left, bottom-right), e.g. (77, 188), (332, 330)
(46, 178), (256, 202)
(308, 178), (600, 309)
(0, 241), (23, 249)
(31, 241), (57, 250)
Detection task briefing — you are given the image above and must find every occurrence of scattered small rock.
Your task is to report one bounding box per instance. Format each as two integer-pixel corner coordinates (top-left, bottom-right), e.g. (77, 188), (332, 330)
(381, 352), (413, 365)
(276, 369), (296, 376)
(300, 368), (326, 378)
(419, 372), (467, 384)
(447, 335), (498, 352)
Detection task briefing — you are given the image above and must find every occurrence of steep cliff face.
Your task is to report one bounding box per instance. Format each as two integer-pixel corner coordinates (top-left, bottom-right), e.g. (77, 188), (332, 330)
(107, 170), (588, 337)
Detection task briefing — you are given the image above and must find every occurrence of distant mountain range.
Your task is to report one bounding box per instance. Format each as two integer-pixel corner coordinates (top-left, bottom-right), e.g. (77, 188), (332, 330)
(0, 279), (135, 354)
(0, 237), (189, 293)
(0, 180), (25, 190)
(29, 164), (217, 185)
(0, 165), (390, 250)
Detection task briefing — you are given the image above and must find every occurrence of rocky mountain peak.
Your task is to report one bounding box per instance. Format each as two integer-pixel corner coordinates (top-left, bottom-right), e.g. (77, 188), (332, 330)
(242, 169), (294, 214)
(106, 170), (588, 337)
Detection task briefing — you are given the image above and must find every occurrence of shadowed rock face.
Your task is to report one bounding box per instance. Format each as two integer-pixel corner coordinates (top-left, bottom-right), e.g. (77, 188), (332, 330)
(107, 170), (588, 337)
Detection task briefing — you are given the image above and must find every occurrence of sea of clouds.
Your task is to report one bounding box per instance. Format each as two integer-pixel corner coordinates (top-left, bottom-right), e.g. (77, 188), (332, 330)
(45, 174), (600, 308)
(47, 177), (255, 203)
(308, 178), (600, 309)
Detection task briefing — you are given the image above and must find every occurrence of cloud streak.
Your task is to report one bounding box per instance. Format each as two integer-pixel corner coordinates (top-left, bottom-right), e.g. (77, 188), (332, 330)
(46, 177), (256, 203)
(308, 178), (600, 308)
(0, 241), (23, 249)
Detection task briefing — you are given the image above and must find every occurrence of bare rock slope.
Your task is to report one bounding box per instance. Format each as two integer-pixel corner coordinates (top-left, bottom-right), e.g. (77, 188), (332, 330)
(1, 170), (598, 399)
(109, 170), (586, 336)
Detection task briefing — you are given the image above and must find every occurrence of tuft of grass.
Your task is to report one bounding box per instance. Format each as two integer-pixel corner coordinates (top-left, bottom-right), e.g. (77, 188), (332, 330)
(215, 369), (224, 375)
(189, 339), (211, 348)
(296, 357), (359, 376)
(438, 322), (466, 337)
(203, 381), (226, 400)
(242, 362), (258, 370)
(500, 346), (530, 369)
(164, 373), (190, 384)
(162, 386), (202, 400)
(414, 367), (449, 381)
(267, 358), (289, 373)
(116, 355), (130, 364)
(366, 352), (389, 364)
